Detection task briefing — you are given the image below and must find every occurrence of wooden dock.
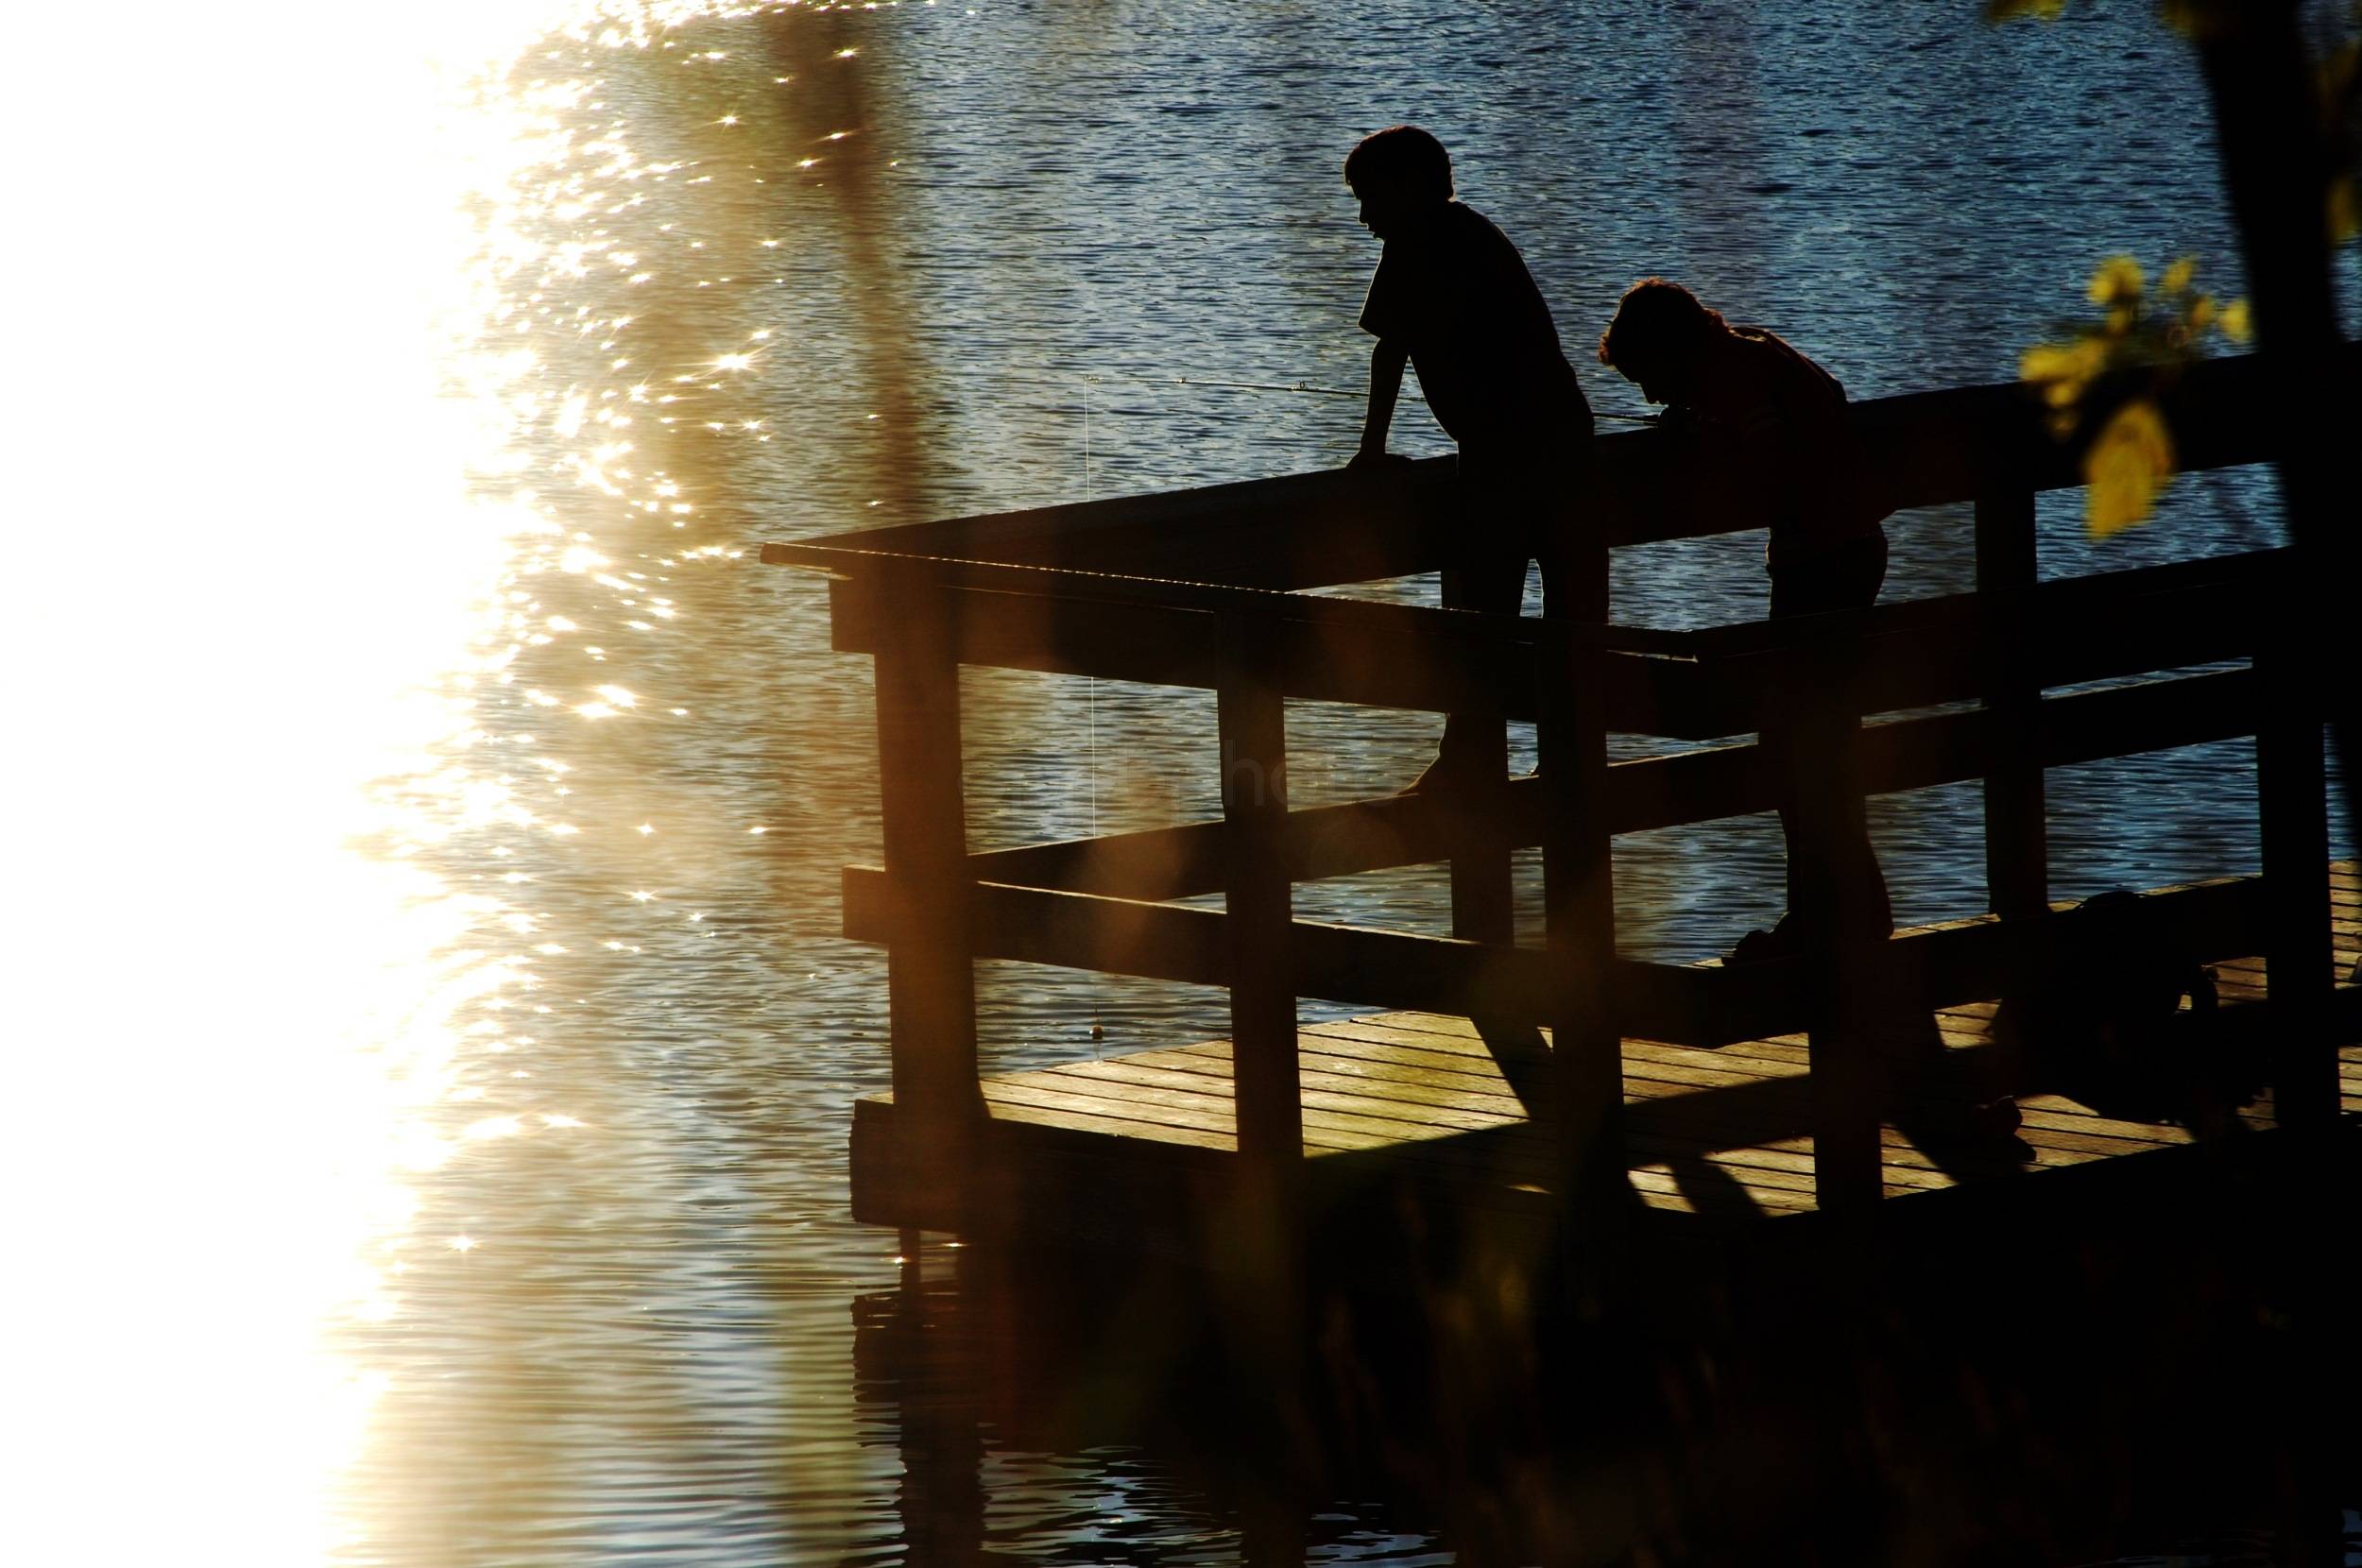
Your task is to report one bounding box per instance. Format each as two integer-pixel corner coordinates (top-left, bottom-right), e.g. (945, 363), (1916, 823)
(771, 344), (2361, 1278)
(850, 866), (2360, 1247)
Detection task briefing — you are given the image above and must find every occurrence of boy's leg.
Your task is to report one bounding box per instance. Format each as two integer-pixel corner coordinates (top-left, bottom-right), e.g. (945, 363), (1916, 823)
(1529, 447), (1606, 624)
(1409, 460), (1530, 793)
(1413, 547), (1524, 790)
(1767, 534), (1892, 944)
(1414, 443), (1595, 790)
(1442, 546), (1530, 618)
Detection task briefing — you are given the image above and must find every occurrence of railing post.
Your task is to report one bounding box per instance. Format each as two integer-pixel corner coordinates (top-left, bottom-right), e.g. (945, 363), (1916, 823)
(1216, 612), (1302, 1171)
(1446, 705), (1515, 946)
(870, 573), (984, 1146)
(1535, 624), (1625, 1243)
(2254, 622), (2335, 1127)
(1976, 485), (2049, 921)
(1807, 957), (1885, 1220)
(1779, 634), (1885, 1219)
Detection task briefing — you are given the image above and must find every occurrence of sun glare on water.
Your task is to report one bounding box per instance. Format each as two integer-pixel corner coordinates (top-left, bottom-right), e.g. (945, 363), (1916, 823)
(9, 3), (661, 1563)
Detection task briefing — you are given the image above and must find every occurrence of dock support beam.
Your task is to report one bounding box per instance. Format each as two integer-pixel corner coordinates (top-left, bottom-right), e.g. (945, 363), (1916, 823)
(1216, 615), (1304, 1346)
(2255, 624), (2335, 1127)
(1440, 547), (1515, 948)
(1977, 485), (2049, 922)
(1786, 637), (1885, 1219)
(1217, 614), (1303, 1172)
(1808, 954), (1886, 1220)
(1446, 704), (1515, 946)
(1536, 624), (1627, 1261)
(872, 578), (984, 1185)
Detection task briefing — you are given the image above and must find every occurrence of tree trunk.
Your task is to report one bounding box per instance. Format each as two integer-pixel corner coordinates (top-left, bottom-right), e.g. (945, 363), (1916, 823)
(2195, 15), (2353, 1560)
(2194, 0), (2357, 866)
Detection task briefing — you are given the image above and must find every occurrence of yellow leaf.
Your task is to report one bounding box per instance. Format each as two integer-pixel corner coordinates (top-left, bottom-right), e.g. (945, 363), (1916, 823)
(2161, 255), (2196, 294)
(2188, 295), (2217, 331)
(2020, 342), (2079, 383)
(2083, 400), (2176, 538)
(2159, 0), (2244, 37)
(1983, 0), (2065, 18)
(2020, 336), (2107, 397)
(2088, 254), (2145, 305)
(2218, 298), (2251, 343)
(2329, 176), (2358, 245)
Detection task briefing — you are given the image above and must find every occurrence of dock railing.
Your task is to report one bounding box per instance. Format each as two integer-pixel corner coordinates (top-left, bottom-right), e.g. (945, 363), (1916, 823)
(765, 346), (2351, 1225)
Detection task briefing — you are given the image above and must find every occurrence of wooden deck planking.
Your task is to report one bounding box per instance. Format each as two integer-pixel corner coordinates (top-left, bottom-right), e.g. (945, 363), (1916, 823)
(952, 1019), (2355, 1222)
(951, 1031), (2305, 1222)
(860, 865), (2362, 1233)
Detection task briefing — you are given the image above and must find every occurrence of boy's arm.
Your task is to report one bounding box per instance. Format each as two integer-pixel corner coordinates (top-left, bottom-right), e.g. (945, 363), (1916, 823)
(1350, 339), (1409, 468)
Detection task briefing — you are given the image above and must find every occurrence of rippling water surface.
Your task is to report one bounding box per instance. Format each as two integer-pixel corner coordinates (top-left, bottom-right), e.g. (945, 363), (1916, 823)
(33, 1), (2355, 1562)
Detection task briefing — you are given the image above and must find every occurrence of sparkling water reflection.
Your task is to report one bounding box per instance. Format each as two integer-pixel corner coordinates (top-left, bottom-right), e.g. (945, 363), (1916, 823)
(48, 0), (2353, 1562)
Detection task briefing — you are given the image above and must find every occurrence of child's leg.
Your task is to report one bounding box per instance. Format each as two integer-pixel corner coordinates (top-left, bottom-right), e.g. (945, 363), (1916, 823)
(1408, 462), (1531, 792)
(1423, 544), (1525, 782)
(1531, 441), (1606, 623)
(1766, 532), (1886, 620)
(1441, 548), (1529, 618)
(1449, 448), (1560, 618)
(1768, 534), (1892, 941)
(1409, 449), (1596, 794)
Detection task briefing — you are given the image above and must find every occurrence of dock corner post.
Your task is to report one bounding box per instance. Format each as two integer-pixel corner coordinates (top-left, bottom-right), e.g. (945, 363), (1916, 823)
(1446, 696), (1515, 947)
(870, 571), (985, 1207)
(2254, 621), (2335, 1129)
(1215, 611), (1303, 1188)
(1975, 483), (2049, 922)
(1535, 623), (1627, 1278)
(1785, 644), (1884, 1222)
(1809, 943), (1886, 1225)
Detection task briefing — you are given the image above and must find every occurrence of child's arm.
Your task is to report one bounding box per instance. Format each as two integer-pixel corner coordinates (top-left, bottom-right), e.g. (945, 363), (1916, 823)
(1351, 339), (1409, 468)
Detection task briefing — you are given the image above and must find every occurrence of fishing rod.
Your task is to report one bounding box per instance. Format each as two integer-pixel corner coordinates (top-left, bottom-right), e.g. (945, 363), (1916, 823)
(1174, 373), (1663, 422)
(983, 366), (1664, 423)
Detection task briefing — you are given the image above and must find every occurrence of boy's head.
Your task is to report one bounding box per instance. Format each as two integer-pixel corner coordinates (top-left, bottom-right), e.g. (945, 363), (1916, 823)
(1344, 126), (1453, 239)
(1598, 278), (1725, 405)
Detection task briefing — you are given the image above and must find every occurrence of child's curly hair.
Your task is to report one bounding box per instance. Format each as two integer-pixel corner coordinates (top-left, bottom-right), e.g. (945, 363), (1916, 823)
(1598, 278), (1724, 371)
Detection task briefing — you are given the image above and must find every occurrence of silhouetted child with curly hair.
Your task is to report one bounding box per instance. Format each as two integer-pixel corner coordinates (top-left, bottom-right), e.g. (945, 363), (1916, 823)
(1598, 278), (1892, 956)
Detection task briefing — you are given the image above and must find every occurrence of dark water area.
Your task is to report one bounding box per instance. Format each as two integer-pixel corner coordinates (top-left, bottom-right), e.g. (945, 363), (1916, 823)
(323, 1), (2362, 1562)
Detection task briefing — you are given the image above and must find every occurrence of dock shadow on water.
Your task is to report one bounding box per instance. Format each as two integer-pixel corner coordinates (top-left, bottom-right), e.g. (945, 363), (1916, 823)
(854, 1138), (2358, 1568)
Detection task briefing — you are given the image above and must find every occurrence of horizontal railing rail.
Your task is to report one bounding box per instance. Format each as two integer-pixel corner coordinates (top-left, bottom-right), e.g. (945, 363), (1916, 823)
(839, 866), (2271, 1052)
(956, 667), (2258, 904)
(793, 346), (2351, 590)
(770, 536), (2284, 738)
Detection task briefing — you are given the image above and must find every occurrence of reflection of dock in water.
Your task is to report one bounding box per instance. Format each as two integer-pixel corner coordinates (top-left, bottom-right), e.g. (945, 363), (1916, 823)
(847, 1097), (2360, 1565)
(769, 345), (2358, 1276)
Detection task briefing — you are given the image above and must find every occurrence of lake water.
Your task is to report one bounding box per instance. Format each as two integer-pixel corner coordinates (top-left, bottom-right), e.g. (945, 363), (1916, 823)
(20, 1), (2355, 1563)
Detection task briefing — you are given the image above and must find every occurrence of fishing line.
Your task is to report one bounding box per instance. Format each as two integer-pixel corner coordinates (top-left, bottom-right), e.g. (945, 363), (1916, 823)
(990, 365), (1660, 422)
(1084, 372), (1099, 855)
(1082, 374), (1106, 1048)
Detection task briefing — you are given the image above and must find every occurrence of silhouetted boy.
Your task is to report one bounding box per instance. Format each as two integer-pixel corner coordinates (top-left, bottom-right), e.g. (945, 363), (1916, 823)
(1344, 125), (1596, 794)
(1597, 279), (1892, 956)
